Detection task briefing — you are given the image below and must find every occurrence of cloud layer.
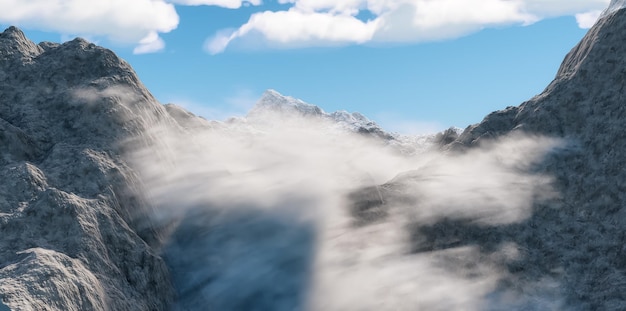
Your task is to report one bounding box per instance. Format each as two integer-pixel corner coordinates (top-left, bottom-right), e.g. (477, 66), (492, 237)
(207, 0), (611, 53)
(126, 105), (565, 309)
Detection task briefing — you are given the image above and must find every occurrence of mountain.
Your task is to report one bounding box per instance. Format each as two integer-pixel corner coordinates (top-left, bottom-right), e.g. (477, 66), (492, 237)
(248, 89), (392, 139)
(0, 25), (437, 310)
(0, 26), (176, 310)
(2, 1), (626, 309)
(373, 3), (626, 309)
(244, 89), (439, 153)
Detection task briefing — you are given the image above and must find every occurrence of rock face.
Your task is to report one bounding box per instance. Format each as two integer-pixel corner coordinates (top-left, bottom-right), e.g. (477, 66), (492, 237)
(424, 4), (626, 309)
(0, 26), (175, 310)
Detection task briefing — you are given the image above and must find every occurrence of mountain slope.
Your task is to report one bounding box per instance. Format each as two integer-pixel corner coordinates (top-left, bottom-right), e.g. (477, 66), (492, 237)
(0, 26), (175, 310)
(423, 4), (626, 309)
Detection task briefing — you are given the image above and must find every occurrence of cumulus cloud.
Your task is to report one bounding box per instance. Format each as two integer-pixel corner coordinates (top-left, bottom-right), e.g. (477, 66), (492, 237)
(0, 0), (610, 54)
(133, 32), (166, 54)
(0, 0), (261, 54)
(575, 10), (604, 28)
(0, 0), (178, 46)
(205, 9), (379, 54)
(207, 0), (611, 53)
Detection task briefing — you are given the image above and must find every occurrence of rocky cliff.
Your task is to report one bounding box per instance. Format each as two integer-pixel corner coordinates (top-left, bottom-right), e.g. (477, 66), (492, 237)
(0, 26), (175, 310)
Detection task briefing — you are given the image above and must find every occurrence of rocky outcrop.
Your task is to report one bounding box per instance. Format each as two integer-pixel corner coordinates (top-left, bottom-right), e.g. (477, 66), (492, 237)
(0, 26), (175, 310)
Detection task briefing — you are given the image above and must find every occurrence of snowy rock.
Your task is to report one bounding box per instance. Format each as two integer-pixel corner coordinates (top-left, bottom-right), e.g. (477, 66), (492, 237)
(249, 89), (325, 118)
(247, 89), (427, 144)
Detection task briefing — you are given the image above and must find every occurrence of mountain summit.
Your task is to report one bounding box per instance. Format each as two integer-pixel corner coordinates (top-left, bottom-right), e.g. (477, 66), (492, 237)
(249, 89), (325, 117)
(248, 89), (397, 140)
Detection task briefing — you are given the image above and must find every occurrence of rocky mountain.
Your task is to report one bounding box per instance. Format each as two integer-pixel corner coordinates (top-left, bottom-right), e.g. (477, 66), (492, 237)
(243, 89), (439, 154)
(0, 26), (176, 310)
(248, 89), (393, 139)
(2, 0), (626, 309)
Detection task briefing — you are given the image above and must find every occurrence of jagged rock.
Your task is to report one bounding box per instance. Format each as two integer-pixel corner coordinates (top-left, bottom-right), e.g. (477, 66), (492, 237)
(0, 27), (175, 310)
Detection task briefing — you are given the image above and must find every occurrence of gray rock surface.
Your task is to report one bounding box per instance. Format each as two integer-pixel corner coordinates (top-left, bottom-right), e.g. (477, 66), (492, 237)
(0, 26), (175, 310)
(412, 5), (626, 309)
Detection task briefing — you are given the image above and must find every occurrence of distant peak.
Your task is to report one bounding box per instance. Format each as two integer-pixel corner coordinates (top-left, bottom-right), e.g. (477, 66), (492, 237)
(258, 89), (295, 103)
(250, 89), (325, 118)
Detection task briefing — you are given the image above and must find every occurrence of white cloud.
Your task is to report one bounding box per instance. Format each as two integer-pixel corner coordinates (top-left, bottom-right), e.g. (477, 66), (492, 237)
(168, 0), (262, 9)
(206, 9), (379, 54)
(0, 0), (262, 54)
(0, 0), (179, 43)
(207, 0), (612, 53)
(575, 10), (603, 28)
(133, 32), (166, 54)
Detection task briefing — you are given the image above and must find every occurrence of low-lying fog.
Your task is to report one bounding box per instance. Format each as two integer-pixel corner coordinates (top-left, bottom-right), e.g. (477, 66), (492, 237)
(130, 106), (565, 310)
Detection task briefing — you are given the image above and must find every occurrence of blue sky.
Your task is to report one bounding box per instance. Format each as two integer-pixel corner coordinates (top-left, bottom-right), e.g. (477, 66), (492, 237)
(0, 0), (612, 133)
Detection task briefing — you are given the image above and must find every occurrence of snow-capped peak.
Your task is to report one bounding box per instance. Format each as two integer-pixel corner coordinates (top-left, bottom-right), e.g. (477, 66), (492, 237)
(247, 89), (389, 136)
(249, 89), (325, 118)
